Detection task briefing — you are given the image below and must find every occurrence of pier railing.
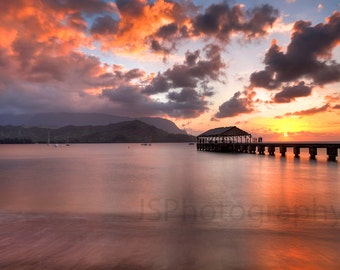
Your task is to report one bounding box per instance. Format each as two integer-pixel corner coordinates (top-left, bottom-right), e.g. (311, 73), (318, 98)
(196, 141), (340, 161)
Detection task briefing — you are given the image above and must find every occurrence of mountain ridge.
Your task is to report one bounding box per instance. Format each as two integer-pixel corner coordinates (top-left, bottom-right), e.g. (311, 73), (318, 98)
(0, 120), (195, 144)
(0, 112), (186, 135)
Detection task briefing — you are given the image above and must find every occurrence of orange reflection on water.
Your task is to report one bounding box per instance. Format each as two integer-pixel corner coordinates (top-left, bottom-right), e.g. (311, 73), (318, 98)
(245, 154), (340, 269)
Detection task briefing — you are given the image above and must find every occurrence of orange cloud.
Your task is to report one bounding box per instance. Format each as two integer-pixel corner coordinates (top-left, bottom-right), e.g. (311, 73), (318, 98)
(275, 104), (330, 119)
(93, 0), (192, 55)
(325, 93), (340, 103)
(0, 1), (97, 57)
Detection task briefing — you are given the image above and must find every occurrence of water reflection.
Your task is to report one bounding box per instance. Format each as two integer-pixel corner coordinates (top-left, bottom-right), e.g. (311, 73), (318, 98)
(0, 144), (339, 269)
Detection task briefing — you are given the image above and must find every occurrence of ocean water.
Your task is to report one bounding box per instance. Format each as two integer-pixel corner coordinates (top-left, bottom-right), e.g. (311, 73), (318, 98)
(0, 143), (339, 269)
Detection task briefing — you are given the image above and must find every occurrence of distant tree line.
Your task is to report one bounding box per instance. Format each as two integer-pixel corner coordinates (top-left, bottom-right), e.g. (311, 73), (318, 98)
(0, 138), (34, 144)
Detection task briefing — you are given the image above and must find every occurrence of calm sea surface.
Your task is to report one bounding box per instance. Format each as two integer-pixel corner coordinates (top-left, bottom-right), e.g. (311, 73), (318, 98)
(0, 143), (339, 269)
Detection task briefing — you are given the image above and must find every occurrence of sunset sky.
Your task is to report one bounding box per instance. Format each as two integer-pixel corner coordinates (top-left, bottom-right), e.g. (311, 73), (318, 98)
(0, 0), (339, 140)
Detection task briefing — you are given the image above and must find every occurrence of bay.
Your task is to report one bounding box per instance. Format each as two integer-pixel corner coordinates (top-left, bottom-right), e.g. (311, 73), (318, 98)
(0, 143), (339, 269)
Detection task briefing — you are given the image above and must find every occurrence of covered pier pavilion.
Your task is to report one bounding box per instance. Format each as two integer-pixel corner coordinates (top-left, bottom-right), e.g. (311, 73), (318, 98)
(196, 126), (253, 153)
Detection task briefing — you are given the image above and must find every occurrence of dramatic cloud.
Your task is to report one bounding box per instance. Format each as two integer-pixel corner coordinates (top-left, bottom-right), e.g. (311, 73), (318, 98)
(102, 45), (223, 118)
(325, 93), (340, 103)
(250, 12), (340, 90)
(273, 81), (313, 103)
(142, 44), (225, 95)
(102, 85), (209, 118)
(249, 69), (280, 90)
(142, 73), (170, 95)
(275, 104), (330, 118)
(3, 0), (337, 130)
(43, 0), (116, 15)
(191, 3), (278, 42)
(165, 44), (225, 88)
(214, 91), (254, 118)
(96, 0), (195, 53)
(86, 1), (279, 55)
(90, 15), (119, 36)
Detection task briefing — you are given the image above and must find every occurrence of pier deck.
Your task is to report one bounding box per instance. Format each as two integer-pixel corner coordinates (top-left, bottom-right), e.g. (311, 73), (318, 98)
(196, 142), (340, 161)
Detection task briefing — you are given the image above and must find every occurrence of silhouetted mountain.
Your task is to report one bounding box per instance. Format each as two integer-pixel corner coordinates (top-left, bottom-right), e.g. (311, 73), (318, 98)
(0, 120), (195, 144)
(0, 113), (187, 134)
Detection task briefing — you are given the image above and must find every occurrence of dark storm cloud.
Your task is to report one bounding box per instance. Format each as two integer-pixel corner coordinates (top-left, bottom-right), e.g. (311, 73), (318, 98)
(249, 70), (279, 90)
(273, 82), (313, 103)
(156, 23), (178, 39)
(166, 88), (209, 117)
(149, 24), (181, 55)
(164, 44), (225, 88)
(90, 16), (119, 36)
(142, 73), (170, 95)
(150, 40), (173, 55)
(102, 85), (148, 104)
(168, 87), (200, 102)
(165, 65), (197, 88)
(191, 3), (278, 42)
(215, 91), (254, 118)
(116, 0), (144, 17)
(243, 4), (278, 38)
(250, 11), (340, 90)
(185, 50), (200, 66)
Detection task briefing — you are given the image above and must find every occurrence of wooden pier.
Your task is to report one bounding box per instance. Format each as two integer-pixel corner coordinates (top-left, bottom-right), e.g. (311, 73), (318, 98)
(196, 141), (339, 161)
(196, 126), (339, 161)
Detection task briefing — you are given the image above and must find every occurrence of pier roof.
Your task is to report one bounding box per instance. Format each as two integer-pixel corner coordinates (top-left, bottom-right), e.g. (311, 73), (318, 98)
(197, 126), (251, 137)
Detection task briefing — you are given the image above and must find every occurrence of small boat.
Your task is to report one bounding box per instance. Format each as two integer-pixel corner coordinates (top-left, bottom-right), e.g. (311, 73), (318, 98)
(188, 142), (195, 145)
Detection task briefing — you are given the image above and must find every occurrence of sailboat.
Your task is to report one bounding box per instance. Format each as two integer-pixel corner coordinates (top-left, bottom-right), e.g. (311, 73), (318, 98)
(66, 135), (71, 146)
(47, 130), (51, 146)
(141, 132), (152, 146)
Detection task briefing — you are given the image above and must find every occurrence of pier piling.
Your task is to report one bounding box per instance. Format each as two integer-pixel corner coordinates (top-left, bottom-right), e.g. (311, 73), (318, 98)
(268, 145), (275, 156)
(280, 146), (287, 157)
(257, 145), (265, 155)
(248, 145), (256, 154)
(327, 147), (338, 161)
(309, 146), (317, 159)
(293, 146), (300, 158)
